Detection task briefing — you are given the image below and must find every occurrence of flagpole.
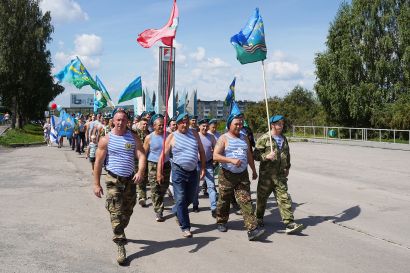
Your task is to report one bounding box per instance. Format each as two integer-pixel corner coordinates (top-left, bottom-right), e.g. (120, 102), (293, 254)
(261, 60), (273, 153)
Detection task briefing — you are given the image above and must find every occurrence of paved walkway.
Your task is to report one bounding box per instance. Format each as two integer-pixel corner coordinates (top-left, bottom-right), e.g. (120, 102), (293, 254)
(0, 124), (10, 136)
(1, 142), (409, 273)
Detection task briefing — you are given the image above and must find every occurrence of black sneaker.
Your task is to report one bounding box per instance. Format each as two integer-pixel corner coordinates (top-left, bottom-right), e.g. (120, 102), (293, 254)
(247, 227), (265, 241)
(193, 206), (200, 213)
(156, 212), (165, 222)
(211, 209), (217, 218)
(217, 223), (227, 232)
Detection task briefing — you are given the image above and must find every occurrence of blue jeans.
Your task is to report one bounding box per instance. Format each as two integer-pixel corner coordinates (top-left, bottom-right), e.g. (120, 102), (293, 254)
(171, 163), (197, 231)
(193, 163), (217, 210)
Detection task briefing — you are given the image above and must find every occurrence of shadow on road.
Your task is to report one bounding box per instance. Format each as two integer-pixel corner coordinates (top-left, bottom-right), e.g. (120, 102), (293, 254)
(126, 236), (219, 265)
(261, 198), (361, 235)
(297, 205), (361, 228)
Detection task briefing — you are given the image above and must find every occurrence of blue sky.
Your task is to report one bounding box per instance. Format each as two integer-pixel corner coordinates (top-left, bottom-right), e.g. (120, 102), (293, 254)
(42, 0), (346, 107)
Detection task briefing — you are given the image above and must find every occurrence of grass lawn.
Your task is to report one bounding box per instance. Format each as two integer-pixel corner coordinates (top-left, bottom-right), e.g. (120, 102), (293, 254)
(0, 124), (44, 146)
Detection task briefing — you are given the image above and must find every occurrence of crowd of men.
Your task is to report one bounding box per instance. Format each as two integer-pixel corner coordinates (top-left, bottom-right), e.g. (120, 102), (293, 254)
(45, 109), (305, 265)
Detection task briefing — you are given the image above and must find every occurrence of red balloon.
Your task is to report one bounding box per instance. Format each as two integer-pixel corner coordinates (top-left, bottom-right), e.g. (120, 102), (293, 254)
(51, 103), (57, 110)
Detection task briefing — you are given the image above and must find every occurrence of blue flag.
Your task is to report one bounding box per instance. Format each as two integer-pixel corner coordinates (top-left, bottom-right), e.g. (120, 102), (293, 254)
(54, 57), (100, 90)
(57, 110), (75, 137)
(95, 75), (115, 112)
(118, 76), (143, 104)
(145, 90), (154, 112)
(225, 77), (236, 106)
(50, 115), (60, 144)
(231, 8), (267, 64)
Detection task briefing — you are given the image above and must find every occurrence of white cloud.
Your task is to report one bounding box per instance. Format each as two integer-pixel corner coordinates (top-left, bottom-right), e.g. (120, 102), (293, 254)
(199, 57), (230, 69)
(265, 61), (302, 80)
(40, 0), (88, 23)
(53, 34), (103, 71)
(74, 34), (103, 56)
(271, 50), (286, 61)
(190, 47), (206, 61)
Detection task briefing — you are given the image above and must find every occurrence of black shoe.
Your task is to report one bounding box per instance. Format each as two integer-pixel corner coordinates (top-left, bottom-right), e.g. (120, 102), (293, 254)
(156, 212), (165, 222)
(247, 227), (265, 241)
(211, 209), (217, 218)
(193, 206), (200, 213)
(217, 223), (227, 232)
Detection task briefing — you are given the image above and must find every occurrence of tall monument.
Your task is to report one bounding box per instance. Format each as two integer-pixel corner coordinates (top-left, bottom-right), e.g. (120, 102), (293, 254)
(158, 46), (175, 115)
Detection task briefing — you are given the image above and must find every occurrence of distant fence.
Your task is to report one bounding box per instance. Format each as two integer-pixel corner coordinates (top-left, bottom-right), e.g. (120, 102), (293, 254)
(292, 125), (410, 145)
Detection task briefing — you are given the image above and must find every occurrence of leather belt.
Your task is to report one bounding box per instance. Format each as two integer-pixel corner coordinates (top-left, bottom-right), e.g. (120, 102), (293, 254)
(107, 170), (134, 181)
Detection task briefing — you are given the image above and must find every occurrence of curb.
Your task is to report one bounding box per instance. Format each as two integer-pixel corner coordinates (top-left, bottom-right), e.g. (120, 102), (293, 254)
(8, 142), (46, 148)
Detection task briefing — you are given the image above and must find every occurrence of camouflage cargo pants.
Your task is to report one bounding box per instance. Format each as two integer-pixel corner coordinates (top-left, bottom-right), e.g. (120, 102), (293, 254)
(216, 169), (258, 231)
(256, 173), (294, 225)
(135, 160), (149, 201)
(105, 173), (136, 243)
(147, 161), (171, 213)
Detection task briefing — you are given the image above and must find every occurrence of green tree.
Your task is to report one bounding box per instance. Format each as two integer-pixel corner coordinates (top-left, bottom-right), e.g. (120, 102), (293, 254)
(315, 0), (410, 128)
(244, 86), (325, 133)
(281, 85), (326, 127)
(0, 0), (63, 128)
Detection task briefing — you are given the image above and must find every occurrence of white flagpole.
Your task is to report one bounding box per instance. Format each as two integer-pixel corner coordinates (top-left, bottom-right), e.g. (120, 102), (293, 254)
(261, 60), (273, 153)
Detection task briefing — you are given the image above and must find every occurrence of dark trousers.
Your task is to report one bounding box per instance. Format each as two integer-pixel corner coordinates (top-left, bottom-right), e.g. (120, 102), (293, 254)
(171, 163), (197, 231)
(76, 132), (86, 153)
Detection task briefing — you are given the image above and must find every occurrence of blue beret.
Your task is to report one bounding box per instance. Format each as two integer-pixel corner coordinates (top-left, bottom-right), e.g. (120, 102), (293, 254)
(150, 114), (164, 125)
(112, 107), (130, 119)
(198, 118), (209, 125)
(226, 113), (244, 128)
(176, 112), (189, 123)
(189, 115), (198, 120)
(270, 115), (284, 124)
(209, 119), (218, 125)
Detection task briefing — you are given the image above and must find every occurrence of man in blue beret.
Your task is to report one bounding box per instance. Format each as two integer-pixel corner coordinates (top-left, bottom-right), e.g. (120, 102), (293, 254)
(157, 112), (206, 238)
(208, 119), (221, 140)
(213, 113), (265, 241)
(192, 118), (218, 217)
(189, 115), (199, 131)
(253, 115), (304, 234)
(143, 114), (170, 222)
(167, 116), (177, 133)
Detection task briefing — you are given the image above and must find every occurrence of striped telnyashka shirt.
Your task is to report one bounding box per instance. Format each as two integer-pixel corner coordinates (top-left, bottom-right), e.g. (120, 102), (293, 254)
(106, 130), (135, 177)
(221, 133), (249, 173)
(147, 132), (169, 163)
(172, 129), (198, 172)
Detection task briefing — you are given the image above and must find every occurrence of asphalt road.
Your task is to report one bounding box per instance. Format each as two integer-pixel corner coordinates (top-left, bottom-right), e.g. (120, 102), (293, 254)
(0, 142), (409, 273)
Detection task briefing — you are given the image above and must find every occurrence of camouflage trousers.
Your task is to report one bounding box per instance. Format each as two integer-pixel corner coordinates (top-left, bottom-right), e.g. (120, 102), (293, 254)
(105, 173), (136, 243)
(216, 169), (258, 231)
(135, 162), (149, 201)
(147, 161), (171, 213)
(256, 173), (294, 225)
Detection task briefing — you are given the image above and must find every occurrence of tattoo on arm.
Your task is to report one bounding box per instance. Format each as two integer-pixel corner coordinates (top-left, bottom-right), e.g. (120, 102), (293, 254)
(215, 137), (224, 149)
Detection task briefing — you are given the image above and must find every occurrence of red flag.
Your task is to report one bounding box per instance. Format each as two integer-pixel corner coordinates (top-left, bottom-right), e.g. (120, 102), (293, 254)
(137, 0), (179, 48)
